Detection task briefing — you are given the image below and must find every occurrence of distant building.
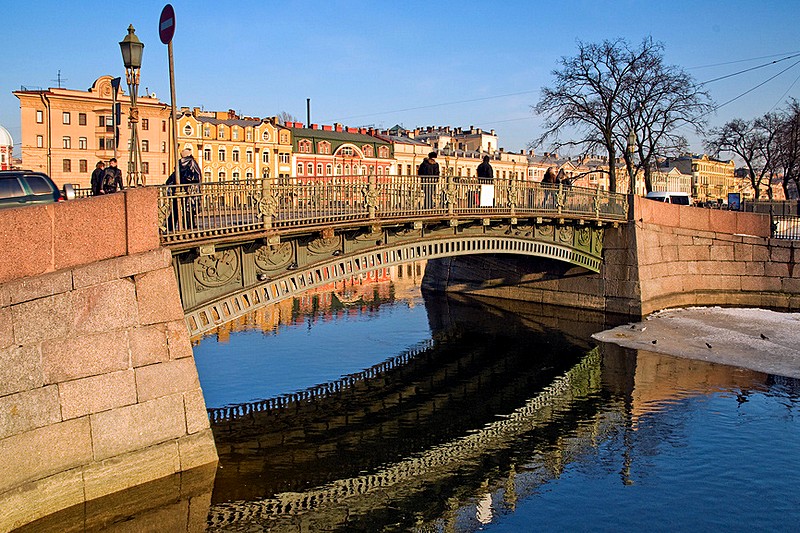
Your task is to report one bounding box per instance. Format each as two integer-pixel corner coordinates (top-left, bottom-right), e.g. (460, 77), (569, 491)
(0, 124), (12, 170)
(286, 122), (393, 179)
(663, 154), (735, 202)
(14, 75), (171, 188)
(176, 108), (289, 182)
(650, 167), (693, 195)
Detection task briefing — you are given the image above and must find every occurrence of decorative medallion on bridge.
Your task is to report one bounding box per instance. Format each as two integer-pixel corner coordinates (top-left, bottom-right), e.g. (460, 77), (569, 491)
(253, 192), (279, 219)
(558, 225), (574, 244)
(308, 235), (341, 255)
(593, 229), (604, 254)
(535, 223), (555, 240)
(576, 226), (591, 248)
(512, 224), (534, 237)
(194, 249), (240, 288)
(254, 242), (293, 272)
(362, 184), (379, 209)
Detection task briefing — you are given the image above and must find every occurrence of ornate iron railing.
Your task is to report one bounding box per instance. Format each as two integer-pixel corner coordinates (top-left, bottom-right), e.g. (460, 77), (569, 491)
(773, 215), (800, 240)
(157, 175), (629, 244)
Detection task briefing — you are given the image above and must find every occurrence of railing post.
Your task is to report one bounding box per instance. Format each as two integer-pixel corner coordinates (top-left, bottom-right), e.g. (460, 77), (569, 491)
(368, 173), (377, 220)
(557, 181), (564, 216)
(446, 173), (455, 216)
(261, 177), (274, 230)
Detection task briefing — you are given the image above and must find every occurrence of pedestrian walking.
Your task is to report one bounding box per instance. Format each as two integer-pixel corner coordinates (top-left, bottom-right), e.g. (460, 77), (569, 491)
(418, 151), (440, 209)
(90, 161), (105, 196)
(102, 158), (124, 194)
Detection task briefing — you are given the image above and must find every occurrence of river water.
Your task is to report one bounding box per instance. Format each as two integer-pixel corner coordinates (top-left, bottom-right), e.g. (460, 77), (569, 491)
(18, 265), (800, 532)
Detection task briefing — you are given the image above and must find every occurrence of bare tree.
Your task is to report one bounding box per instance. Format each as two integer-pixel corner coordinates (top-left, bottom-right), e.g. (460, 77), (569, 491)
(533, 37), (711, 193)
(276, 111), (300, 126)
(776, 99), (800, 199)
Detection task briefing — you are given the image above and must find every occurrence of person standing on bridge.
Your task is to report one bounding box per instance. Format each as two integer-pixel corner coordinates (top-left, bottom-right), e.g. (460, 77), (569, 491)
(541, 167), (557, 209)
(102, 158), (124, 194)
(166, 148), (202, 230)
(476, 155), (494, 207)
(418, 151), (440, 209)
(90, 160), (105, 196)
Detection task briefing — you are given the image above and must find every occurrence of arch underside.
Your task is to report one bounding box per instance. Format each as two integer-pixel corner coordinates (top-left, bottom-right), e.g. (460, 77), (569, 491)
(185, 234), (602, 337)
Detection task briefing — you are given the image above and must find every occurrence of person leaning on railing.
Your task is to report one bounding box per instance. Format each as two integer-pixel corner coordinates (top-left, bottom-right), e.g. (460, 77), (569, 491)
(418, 151), (440, 209)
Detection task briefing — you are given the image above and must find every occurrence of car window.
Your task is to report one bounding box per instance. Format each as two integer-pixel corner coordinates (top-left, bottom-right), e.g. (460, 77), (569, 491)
(23, 175), (56, 194)
(0, 178), (24, 199)
(672, 196), (690, 205)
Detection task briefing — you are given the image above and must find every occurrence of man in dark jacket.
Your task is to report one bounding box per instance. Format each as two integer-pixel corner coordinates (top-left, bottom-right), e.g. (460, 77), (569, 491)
(165, 149), (202, 230)
(418, 151), (440, 209)
(476, 155), (493, 181)
(102, 158), (123, 193)
(90, 161), (105, 195)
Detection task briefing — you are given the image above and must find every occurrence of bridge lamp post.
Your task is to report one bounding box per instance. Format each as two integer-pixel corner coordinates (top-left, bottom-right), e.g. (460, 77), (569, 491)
(120, 25), (145, 187)
(627, 129), (637, 195)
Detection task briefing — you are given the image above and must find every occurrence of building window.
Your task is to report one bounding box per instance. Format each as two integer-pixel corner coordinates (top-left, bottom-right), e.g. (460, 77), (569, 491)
(246, 171), (253, 178)
(218, 126), (225, 139)
(262, 152), (269, 164)
(36, 135), (44, 148)
(78, 113), (87, 126)
(162, 162), (167, 175)
(233, 170), (240, 180)
(363, 145), (373, 157)
(204, 147), (211, 160)
(246, 150), (253, 163)
(62, 136), (71, 149)
(218, 148), (226, 161)
(62, 112), (70, 125)
(142, 140), (149, 152)
(79, 137), (87, 150)
(279, 153), (289, 164)
(326, 163), (332, 175)
(318, 141), (331, 155)
(335, 164), (342, 175)
(142, 162), (149, 174)
(218, 170), (226, 181)
(79, 159), (87, 173)
(184, 124), (193, 136)
(246, 129), (252, 141)
(344, 164), (350, 175)
(232, 128), (239, 140)
(317, 163), (323, 175)
(307, 163), (313, 175)
(232, 149), (240, 162)
(341, 146), (353, 157)
(203, 125), (210, 137)
(379, 146), (389, 158)
(298, 140), (312, 153)
(280, 132), (289, 144)
(162, 120), (167, 132)
(142, 118), (149, 130)
(36, 110), (43, 123)
(63, 159), (71, 172)
(297, 163), (304, 175)
(161, 141), (167, 153)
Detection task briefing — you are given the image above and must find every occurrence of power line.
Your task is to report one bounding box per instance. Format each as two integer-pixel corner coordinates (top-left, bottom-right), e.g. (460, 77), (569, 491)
(700, 53), (800, 85)
(689, 50), (800, 70)
(323, 90), (539, 123)
(712, 58), (800, 112)
(768, 69), (800, 113)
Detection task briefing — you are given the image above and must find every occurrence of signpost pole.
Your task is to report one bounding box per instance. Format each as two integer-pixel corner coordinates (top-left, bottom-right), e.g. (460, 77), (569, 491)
(168, 40), (179, 186)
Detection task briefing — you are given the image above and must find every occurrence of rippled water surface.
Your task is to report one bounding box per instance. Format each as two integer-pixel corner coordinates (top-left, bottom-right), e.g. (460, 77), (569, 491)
(192, 276), (800, 532)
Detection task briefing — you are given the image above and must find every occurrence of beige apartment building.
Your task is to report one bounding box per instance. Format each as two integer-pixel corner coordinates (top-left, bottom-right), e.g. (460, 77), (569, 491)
(663, 154), (735, 202)
(14, 75), (172, 189)
(176, 109), (290, 182)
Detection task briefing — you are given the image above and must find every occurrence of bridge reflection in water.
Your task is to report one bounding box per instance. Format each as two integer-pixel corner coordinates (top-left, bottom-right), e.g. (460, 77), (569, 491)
(206, 292), (627, 531)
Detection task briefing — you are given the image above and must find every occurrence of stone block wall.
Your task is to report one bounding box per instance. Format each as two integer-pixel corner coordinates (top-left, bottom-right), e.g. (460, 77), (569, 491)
(0, 189), (217, 531)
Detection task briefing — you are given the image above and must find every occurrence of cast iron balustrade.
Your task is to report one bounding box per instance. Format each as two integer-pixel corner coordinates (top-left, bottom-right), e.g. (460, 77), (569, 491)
(157, 175), (629, 245)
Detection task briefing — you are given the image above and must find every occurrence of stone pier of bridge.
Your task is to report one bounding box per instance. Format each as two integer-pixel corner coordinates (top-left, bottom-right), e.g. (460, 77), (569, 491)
(0, 188), (216, 531)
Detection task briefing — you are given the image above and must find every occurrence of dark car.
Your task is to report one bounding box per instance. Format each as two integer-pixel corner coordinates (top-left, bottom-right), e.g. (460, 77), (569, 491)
(0, 170), (75, 210)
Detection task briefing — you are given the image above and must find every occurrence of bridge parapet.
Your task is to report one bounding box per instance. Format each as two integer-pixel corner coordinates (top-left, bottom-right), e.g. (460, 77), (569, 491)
(0, 190), (217, 531)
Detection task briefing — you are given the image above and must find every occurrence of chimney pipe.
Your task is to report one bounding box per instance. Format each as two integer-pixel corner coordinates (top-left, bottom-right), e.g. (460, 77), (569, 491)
(306, 98), (311, 127)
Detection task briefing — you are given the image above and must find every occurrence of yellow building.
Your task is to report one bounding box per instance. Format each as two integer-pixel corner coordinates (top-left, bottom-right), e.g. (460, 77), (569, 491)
(14, 75), (171, 189)
(664, 154), (735, 202)
(176, 109), (290, 182)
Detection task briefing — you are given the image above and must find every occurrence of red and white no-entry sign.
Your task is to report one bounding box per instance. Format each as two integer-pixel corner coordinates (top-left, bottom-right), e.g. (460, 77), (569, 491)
(159, 4), (176, 44)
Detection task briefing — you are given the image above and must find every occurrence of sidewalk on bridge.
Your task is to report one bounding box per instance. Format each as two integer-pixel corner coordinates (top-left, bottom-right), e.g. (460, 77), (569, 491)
(593, 307), (800, 379)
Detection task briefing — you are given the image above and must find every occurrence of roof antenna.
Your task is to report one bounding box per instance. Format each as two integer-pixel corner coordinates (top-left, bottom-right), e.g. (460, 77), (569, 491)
(51, 69), (68, 88)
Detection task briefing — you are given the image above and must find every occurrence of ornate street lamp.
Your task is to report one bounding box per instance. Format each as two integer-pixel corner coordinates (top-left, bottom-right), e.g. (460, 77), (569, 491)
(119, 25), (145, 187)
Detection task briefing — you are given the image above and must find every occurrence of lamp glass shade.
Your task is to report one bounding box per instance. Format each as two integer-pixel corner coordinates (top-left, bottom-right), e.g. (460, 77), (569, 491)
(119, 25), (144, 69)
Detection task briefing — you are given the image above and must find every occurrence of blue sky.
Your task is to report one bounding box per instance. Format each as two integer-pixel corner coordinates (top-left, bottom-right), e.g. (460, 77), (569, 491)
(2, 0), (798, 156)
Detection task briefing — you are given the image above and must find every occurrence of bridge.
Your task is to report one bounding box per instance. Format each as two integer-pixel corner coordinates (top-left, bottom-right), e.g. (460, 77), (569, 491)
(157, 176), (627, 336)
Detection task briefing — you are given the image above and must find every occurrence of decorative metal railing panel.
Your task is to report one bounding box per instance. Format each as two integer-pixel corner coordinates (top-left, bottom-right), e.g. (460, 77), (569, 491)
(158, 176), (628, 245)
(773, 215), (800, 240)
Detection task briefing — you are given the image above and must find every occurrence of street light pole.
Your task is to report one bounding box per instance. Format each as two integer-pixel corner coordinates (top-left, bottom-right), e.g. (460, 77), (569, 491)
(119, 25), (145, 187)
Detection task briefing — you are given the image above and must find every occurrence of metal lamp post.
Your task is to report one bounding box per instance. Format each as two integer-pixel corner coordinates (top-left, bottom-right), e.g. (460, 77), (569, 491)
(627, 129), (636, 195)
(120, 25), (145, 187)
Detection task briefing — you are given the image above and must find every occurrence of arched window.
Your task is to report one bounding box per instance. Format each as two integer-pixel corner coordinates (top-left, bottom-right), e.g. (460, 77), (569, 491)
(325, 163), (332, 175)
(307, 163), (313, 175)
(362, 145), (373, 157)
(218, 170), (226, 181)
(344, 164), (350, 175)
(232, 170), (240, 180)
(297, 163), (304, 175)
(317, 163), (323, 175)
(335, 164), (342, 176)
